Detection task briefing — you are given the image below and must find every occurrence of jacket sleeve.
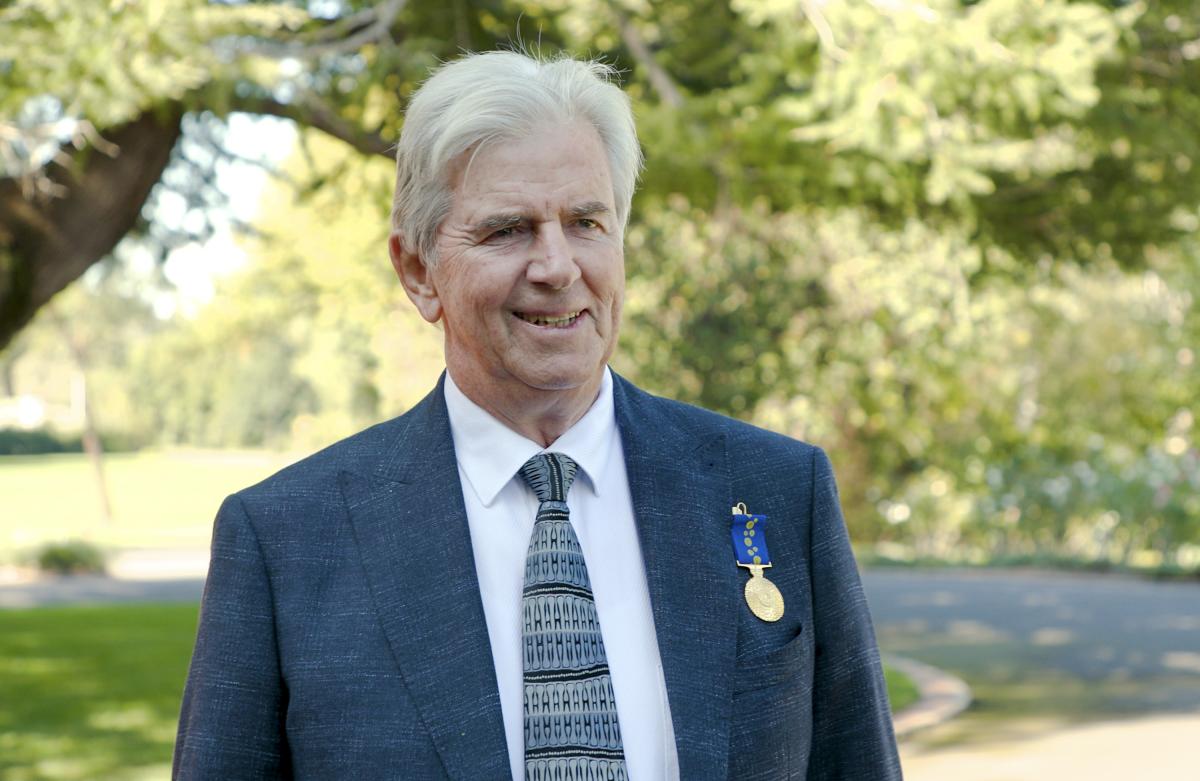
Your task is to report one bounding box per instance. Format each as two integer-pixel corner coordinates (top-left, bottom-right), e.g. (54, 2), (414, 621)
(173, 494), (291, 779)
(805, 448), (903, 780)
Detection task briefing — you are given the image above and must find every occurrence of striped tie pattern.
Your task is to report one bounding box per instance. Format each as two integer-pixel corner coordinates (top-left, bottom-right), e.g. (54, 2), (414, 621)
(519, 453), (627, 781)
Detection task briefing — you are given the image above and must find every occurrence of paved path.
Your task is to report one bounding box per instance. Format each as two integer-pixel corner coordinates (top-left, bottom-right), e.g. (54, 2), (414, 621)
(863, 569), (1200, 780)
(0, 574), (203, 608)
(899, 712), (1199, 780)
(863, 568), (1200, 711)
(0, 549), (208, 608)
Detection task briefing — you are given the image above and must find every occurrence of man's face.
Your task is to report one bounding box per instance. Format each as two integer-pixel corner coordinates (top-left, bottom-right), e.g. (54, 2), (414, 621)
(418, 120), (624, 404)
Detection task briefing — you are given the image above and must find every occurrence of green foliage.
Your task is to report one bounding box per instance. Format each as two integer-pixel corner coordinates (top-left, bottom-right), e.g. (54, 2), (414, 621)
(0, 0), (306, 175)
(2, 260), (167, 451)
(0, 427), (138, 455)
(133, 322), (320, 448)
(884, 665), (921, 714)
(33, 539), (106, 575)
(618, 194), (1197, 557)
(0, 427), (71, 455)
(129, 131), (444, 449)
(610, 0), (1200, 559)
(621, 200), (990, 535)
(0, 603), (198, 780)
(3, 0), (1198, 565)
(761, 0), (1129, 204)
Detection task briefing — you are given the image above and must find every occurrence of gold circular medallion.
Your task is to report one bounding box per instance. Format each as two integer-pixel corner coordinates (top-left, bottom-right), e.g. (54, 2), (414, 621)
(744, 575), (785, 622)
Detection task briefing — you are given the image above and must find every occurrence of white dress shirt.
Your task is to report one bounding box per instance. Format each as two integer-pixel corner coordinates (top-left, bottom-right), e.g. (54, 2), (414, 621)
(444, 369), (680, 781)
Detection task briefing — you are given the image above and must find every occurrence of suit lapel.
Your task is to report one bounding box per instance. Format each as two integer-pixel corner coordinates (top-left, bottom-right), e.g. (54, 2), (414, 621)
(614, 375), (737, 780)
(340, 381), (510, 780)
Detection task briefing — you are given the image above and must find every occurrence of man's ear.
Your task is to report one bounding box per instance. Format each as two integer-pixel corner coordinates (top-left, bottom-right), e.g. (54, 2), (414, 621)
(389, 231), (442, 324)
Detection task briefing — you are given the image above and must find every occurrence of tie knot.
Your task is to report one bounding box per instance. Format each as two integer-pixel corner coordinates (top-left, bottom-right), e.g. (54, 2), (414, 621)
(518, 452), (578, 503)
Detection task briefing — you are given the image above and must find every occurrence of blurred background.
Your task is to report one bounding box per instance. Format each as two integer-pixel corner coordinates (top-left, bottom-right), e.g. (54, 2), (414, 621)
(1, 0), (1197, 779)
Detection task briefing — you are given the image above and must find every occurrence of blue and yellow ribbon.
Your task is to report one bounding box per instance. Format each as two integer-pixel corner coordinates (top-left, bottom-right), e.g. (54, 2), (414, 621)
(731, 512), (772, 568)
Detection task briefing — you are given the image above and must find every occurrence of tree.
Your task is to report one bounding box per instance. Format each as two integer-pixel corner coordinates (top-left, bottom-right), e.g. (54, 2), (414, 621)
(3, 258), (163, 523)
(3, 0), (1198, 556)
(130, 130), (444, 448)
(5, 0), (1200, 352)
(2, 0), (444, 351)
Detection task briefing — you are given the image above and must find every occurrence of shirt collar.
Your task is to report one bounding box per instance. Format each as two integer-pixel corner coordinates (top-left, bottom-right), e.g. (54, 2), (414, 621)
(443, 368), (617, 507)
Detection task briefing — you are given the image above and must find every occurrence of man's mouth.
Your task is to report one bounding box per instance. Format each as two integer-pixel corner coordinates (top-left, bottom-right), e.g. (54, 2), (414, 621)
(513, 311), (582, 328)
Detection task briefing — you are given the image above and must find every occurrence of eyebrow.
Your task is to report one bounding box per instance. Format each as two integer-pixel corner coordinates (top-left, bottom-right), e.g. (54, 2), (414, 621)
(474, 213), (524, 233)
(569, 201), (610, 219)
(470, 202), (611, 234)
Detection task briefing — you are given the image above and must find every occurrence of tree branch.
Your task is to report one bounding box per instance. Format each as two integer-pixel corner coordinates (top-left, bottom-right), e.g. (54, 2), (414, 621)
(228, 92), (395, 160)
(241, 0), (407, 61)
(0, 107), (184, 352)
(612, 7), (684, 108)
(799, 0), (848, 62)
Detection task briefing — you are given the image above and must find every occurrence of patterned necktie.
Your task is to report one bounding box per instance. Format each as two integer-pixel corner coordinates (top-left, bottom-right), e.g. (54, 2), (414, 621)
(519, 452), (627, 781)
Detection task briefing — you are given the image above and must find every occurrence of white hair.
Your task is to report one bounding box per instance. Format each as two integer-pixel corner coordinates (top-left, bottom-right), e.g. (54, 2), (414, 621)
(391, 50), (643, 265)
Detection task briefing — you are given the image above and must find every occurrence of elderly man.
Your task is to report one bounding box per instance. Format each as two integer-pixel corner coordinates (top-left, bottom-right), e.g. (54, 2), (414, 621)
(174, 51), (902, 780)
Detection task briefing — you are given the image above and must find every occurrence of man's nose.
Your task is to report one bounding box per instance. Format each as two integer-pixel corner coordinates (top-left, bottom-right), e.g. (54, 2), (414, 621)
(526, 222), (581, 289)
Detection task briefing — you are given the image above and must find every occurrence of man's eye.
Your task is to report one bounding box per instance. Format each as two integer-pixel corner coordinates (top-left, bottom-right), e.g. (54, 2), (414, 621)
(576, 218), (599, 230)
(486, 226), (519, 241)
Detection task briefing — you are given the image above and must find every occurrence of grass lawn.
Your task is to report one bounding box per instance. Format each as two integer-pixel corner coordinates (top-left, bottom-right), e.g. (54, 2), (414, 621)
(0, 450), (299, 559)
(0, 602), (920, 780)
(884, 664), (920, 713)
(0, 604), (199, 781)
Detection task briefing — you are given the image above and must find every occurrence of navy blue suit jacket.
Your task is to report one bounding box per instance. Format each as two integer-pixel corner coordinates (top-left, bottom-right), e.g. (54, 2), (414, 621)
(174, 374), (902, 779)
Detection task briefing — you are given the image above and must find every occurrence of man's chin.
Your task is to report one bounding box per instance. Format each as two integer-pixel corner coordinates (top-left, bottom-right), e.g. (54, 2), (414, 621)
(510, 363), (606, 395)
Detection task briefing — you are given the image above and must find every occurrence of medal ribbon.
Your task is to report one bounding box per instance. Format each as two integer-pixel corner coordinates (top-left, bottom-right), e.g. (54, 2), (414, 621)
(731, 513), (772, 567)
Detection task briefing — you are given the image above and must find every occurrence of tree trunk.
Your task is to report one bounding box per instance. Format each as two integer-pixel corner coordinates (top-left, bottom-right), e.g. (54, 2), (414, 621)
(0, 339), (23, 395)
(76, 368), (114, 526)
(0, 106), (183, 352)
(50, 305), (114, 526)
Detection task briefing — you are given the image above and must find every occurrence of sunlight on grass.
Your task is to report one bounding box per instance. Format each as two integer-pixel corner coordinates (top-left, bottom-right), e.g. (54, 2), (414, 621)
(0, 450), (299, 558)
(885, 665), (920, 713)
(0, 604), (199, 781)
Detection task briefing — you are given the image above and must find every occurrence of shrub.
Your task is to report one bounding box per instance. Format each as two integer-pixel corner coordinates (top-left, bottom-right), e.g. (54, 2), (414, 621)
(35, 541), (107, 575)
(0, 428), (73, 455)
(0, 427), (143, 455)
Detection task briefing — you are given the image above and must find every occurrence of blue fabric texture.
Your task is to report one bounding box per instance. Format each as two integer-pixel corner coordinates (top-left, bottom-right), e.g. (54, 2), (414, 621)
(173, 372), (903, 780)
(519, 453), (627, 781)
(731, 513), (772, 566)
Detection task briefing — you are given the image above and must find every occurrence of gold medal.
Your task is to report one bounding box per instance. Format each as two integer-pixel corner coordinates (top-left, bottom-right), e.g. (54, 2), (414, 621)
(732, 502), (785, 622)
(743, 564), (785, 622)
